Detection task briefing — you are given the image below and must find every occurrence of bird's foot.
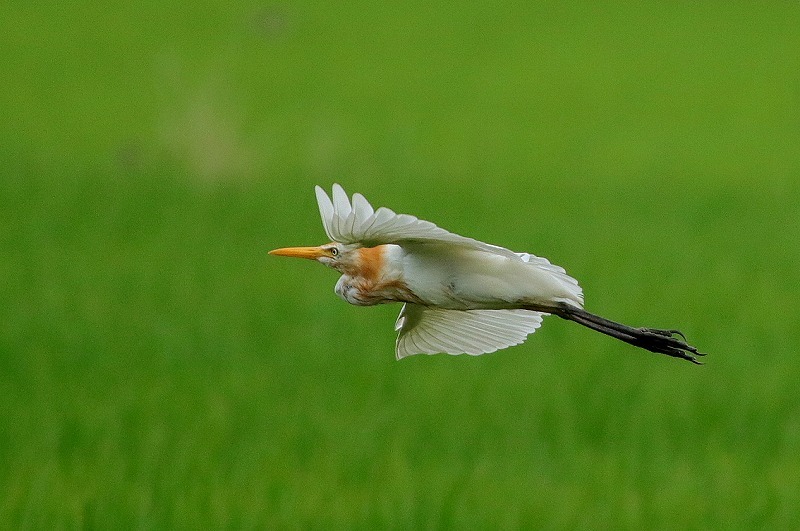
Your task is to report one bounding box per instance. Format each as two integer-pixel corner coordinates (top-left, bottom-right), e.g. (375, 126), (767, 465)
(637, 327), (706, 364)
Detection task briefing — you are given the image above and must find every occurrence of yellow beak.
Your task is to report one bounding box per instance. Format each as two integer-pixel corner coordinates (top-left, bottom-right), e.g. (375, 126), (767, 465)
(269, 246), (328, 260)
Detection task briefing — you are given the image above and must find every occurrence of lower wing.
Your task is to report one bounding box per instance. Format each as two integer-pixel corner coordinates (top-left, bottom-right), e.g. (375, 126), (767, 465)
(394, 303), (546, 359)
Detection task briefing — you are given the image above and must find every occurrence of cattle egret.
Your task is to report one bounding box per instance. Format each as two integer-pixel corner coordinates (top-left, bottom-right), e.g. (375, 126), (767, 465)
(271, 184), (704, 364)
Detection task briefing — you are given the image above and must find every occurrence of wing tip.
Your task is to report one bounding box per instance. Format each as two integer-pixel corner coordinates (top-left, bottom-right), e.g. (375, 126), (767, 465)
(314, 185), (336, 241)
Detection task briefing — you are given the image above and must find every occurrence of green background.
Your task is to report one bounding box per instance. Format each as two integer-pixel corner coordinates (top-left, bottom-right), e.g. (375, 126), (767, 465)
(2, 2), (799, 528)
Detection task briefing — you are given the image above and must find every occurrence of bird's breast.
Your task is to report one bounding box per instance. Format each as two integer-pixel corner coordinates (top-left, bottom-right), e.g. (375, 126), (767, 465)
(335, 274), (420, 306)
(334, 245), (420, 306)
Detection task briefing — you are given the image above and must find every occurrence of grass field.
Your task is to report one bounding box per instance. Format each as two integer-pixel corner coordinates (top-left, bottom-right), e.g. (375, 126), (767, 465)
(2, 2), (800, 528)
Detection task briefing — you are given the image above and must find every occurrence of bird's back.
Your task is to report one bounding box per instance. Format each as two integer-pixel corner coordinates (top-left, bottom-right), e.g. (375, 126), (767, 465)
(398, 243), (583, 310)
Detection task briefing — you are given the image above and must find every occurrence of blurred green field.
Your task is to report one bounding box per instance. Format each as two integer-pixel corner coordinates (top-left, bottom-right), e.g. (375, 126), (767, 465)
(2, 2), (800, 528)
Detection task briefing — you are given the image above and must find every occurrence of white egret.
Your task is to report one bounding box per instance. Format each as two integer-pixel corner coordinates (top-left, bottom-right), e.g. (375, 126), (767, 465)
(271, 184), (704, 364)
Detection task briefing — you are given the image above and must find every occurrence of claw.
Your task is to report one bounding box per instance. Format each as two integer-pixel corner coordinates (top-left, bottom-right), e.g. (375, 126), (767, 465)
(669, 329), (688, 341)
(666, 346), (704, 365)
(642, 328), (687, 341)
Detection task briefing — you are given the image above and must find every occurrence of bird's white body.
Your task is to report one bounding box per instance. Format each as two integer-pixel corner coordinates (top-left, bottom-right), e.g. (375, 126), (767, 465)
(410, 246), (582, 309)
(383, 243), (581, 310)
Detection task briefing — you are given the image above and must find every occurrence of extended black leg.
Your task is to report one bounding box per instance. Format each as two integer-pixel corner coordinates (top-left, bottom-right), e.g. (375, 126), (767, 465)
(539, 304), (706, 364)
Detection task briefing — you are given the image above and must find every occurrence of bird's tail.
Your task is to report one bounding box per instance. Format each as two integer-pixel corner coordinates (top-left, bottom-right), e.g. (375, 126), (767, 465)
(546, 303), (705, 364)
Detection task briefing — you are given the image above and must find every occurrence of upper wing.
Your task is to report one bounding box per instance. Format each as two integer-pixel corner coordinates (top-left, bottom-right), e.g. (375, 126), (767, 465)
(316, 184), (584, 307)
(394, 303), (546, 359)
(315, 184), (518, 258)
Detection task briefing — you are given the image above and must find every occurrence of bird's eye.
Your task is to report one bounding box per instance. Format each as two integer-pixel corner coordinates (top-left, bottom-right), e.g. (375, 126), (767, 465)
(330, 247), (339, 257)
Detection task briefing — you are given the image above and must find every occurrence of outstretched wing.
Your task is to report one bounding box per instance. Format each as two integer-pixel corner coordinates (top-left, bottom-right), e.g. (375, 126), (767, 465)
(315, 184), (518, 258)
(394, 303), (546, 359)
(315, 184), (584, 307)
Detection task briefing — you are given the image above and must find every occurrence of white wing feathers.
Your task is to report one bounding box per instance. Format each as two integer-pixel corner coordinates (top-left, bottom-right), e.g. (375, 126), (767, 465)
(395, 304), (545, 359)
(517, 252), (583, 305)
(315, 184), (518, 257)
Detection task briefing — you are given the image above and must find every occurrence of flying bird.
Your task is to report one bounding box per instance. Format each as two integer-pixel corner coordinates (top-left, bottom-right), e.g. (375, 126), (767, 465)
(270, 184), (704, 364)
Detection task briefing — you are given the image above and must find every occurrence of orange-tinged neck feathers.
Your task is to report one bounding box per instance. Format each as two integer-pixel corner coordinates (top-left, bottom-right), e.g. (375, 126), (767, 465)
(354, 245), (387, 280)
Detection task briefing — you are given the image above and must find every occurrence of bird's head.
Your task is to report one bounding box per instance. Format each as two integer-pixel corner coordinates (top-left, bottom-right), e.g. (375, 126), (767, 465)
(269, 241), (360, 274)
